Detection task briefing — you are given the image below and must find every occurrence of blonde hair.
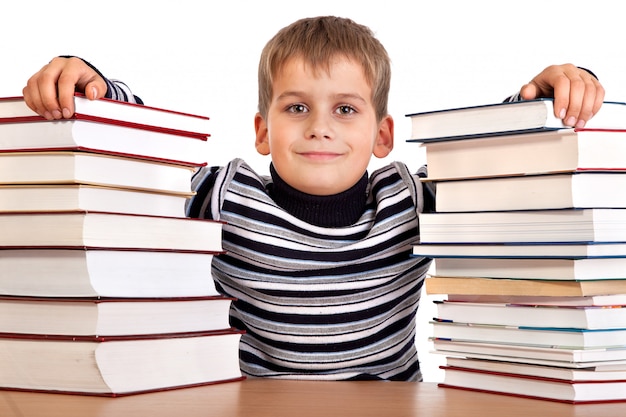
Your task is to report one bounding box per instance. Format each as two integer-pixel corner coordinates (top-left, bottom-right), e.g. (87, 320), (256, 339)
(257, 16), (391, 121)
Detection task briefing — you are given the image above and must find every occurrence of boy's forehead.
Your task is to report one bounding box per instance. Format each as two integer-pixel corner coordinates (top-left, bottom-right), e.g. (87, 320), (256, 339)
(275, 55), (369, 83)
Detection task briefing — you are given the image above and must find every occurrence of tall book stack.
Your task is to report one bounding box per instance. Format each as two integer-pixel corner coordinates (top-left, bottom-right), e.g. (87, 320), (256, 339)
(0, 95), (243, 396)
(407, 98), (626, 404)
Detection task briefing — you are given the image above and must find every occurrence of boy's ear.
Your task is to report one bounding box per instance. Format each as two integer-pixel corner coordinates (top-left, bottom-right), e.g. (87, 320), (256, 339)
(373, 115), (394, 158)
(254, 112), (270, 155)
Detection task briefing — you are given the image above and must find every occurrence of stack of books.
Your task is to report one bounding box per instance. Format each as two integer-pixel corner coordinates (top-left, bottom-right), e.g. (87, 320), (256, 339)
(408, 98), (626, 404)
(0, 95), (243, 396)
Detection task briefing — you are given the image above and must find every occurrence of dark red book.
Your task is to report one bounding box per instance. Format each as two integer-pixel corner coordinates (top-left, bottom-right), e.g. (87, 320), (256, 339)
(0, 294), (234, 337)
(439, 364), (626, 404)
(0, 94), (211, 166)
(0, 247), (222, 298)
(0, 329), (244, 396)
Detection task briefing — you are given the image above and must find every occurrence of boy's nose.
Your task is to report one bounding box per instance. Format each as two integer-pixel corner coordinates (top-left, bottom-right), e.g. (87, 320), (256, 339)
(305, 112), (333, 140)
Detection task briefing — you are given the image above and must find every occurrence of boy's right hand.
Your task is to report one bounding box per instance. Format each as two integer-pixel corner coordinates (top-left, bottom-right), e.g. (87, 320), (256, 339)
(23, 57), (107, 120)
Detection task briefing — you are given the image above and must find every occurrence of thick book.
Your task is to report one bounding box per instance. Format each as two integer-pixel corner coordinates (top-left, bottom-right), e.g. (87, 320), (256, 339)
(0, 119), (209, 166)
(0, 151), (197, 195)
(432, 338), (626, 367)
(425, 275), (626, 297)
(432, 256), (626, 281)
(0, 94), (211, 137)
(0, 211), (223, 252)
(433, 172), (626, 212)
(418, 208), (626, 243)
(435, 300), (626, 330)
(439, 365), (626, 404)
(0, 330), (244, 396)
(0, 248), (220, 298)
(414, 128), (626, 181)
(431, 320), (626, 349)
(0, 295), (233, 336)
(413, 241), (626, 259)
(405, 99), (626, 142)
(0, 184), (190, 218)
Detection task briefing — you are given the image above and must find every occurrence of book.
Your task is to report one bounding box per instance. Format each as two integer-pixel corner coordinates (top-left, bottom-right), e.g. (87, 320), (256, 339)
(418, 208), (626, 243)
(413, 128), (626, 181)
(413, 241), (626, 259)
(0, 295), (233, 336)
(434, 300), (626, 330)
(405, 99), (626, 142)
(431, 320), (626, 349)
(445, 357), (626, 381)
(0, 119), (209, 166)
(432, 172), (626, 212)
(0, 94), (211, 137)
(0, 211), (223, 252)
(0, 151), (197, 194)
(432, 257), (626, 281)
(439, 364), (626, 404)
(431, 338), (626, 366)
(0, 184), (190, 218)
(447, 293), (626, 307)
(0, 330), (244, 396)
(425, 276), (626, 297)
(0, 248), (220, 298)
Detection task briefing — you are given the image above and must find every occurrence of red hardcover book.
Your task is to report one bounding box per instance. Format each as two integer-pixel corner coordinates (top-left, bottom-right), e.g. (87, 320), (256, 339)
(0, 94), (211, 166)
(0, 211), (224, 252)
(439, 364), (626, 404)
(0, 295), (234, 337)
(0, 94), (211, 137)
(0, 330), (244, 396)
(0, 247), (222, 298)
(0, 151), (199, 195)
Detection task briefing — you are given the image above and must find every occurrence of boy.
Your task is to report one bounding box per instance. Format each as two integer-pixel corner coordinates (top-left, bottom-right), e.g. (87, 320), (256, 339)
(23, 16), (604, 381)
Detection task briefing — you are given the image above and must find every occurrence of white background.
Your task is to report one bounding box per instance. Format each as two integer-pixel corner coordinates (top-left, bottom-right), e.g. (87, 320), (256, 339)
(3, 0), (623, 382)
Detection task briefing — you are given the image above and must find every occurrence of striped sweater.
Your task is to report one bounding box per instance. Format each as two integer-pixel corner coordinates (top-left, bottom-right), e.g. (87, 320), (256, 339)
(93, 71), (547, 380)
(188, 158), (432, 381)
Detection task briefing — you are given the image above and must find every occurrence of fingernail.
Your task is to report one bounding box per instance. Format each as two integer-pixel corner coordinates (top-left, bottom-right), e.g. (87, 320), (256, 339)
(52, 110), (62, 119)
(92, 87), (98, 99)
(62, 108), (72, 118)
(565, 116), (576, 126)
(559, 108), (566, 119)
(43, 111), (53, 120)
(575, 119), (586, 128)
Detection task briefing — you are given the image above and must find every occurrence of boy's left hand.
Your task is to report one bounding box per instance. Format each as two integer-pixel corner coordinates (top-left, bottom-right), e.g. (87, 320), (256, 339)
(520, 63), (605, 128)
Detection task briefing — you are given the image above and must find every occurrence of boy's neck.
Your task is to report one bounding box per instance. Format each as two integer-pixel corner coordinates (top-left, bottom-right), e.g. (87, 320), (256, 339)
(269, 164), (368, 228)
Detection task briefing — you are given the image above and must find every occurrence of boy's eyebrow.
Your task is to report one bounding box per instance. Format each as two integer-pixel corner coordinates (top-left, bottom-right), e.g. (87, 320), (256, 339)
(276, 91), (368, 104)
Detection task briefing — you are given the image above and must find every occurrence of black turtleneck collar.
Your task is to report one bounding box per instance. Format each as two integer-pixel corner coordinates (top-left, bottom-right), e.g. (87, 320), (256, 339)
(268, 163), (368, 228)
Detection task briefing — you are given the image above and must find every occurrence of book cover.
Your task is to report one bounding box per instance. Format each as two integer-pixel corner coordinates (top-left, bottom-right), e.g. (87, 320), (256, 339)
(0, 247), (221, 298)
(435, 300), (626, 330)
(406, 99), (626, 142)
(0, 120), (210, 167)
(0, 295), (234, 336)
(414, 128), (626, 181)
(424, 275), (626, 297)
(0, 151), (198, 195)
(0, 329), (244, 396)
(0, 211), (224, 252)
(0, 94), (211, 137)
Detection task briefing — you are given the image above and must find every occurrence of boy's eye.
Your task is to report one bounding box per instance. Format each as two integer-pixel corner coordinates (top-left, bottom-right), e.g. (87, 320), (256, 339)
(287, 104), (307, 113)
(336, 105), (356, 115)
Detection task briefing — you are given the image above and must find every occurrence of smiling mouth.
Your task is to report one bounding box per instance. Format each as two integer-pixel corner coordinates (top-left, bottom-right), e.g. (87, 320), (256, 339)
(297, 151), (343, 161)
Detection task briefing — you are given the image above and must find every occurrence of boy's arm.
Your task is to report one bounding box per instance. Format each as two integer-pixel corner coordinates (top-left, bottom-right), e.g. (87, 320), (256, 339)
(504, 64), (604, 128)
(23, 56), (141, 120)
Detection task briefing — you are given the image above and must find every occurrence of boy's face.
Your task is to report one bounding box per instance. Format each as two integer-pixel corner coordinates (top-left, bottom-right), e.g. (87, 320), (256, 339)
(255, 56), (393, 196)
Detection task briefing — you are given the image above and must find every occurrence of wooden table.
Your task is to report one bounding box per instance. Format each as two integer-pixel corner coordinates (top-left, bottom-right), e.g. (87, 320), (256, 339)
(1, 379), (623, 417)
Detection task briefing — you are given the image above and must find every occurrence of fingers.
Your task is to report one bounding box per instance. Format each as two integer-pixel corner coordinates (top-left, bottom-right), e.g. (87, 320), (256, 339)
(23, 57), (106, 120)
(524, 64), (605, 128)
